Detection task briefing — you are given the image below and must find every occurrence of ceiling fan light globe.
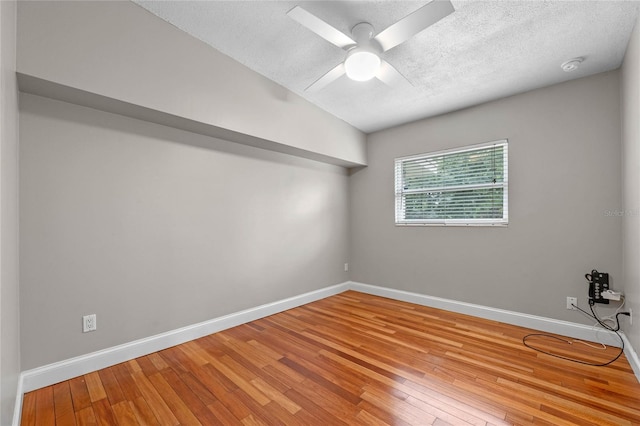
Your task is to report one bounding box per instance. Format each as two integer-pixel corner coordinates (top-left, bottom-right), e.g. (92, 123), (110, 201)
(345, 51), (380, 82)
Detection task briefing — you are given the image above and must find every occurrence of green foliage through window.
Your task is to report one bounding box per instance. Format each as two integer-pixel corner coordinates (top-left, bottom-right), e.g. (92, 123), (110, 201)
(395, 141), (508, 225)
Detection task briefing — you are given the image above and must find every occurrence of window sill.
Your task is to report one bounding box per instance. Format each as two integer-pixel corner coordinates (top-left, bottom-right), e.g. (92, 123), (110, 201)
(395, 222), (508, 227)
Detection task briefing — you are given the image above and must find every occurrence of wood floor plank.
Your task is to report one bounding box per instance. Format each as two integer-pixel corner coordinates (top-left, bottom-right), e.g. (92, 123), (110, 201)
(110, 400), (139, 425)
(147, 352), (170, 371)
(110, 363), (142, 402)
(90, 398), (118, 426)
(68, 377), (92, 413)
(136, 355), (161, 377)
(21, 391), (37, 426)
(355, 407), (392, 426)
(195, 362), (239, 400)
(97, 368), (124, 406)
(231, 386), (293, 425)
(207, 355), (271, 406)
(279, 354), (362, 405)
(360, 388), (437, 425)
(159, 368), (221, 424)
(211, 385), (253, 421)
(292, 377), (360, 421)
(54, 411), (78, 426)
(206, 399), (243, 425)
(249, 376), (300, 414)
(74, 406), (96, 426)
(52, 382), (77, 426)
(356, 400), (414, 426)
(222, 335), (279, 370)
(129, 370), (179, 426)
(246, 339), (284, 362)
(83, 372), (107, 403)
(177, 341), (210, 367)
(284, 388), (349, 426)
(260, 362), (306, 389)
(147, 372), (203, 425)
(177, 371), (218, 405)
(34, 386), (55, 426)
(21, 291), (640, 425)
(128, 397), (159, 426)
(258, 400), (307, 426)
(201, 337), (291, 394)
(157, 345), (202, 377)
(240, 413), (267, 426)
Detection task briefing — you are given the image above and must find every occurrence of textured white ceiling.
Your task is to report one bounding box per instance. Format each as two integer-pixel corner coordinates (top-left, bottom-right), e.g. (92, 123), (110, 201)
(134, 0), (640, 133)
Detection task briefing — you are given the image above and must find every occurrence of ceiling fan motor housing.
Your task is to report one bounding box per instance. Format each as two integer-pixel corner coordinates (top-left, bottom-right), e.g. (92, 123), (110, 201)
(351, 22), (375, 45)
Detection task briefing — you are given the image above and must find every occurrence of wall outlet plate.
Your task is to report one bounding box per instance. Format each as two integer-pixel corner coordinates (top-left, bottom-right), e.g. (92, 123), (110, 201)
(83, 314), (97, 332)
(566, 297), (577, 310)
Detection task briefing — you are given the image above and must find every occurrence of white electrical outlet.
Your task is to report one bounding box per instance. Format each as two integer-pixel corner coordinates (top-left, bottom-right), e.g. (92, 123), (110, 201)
(344, 263), (349, 272)
(630, 308), (633, 326)
(566, 297), (577, 310)
(83, 314), (97, 332)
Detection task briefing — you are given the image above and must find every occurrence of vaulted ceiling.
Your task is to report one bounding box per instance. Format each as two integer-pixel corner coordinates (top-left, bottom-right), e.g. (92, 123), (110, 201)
(134, 1), (639, 133)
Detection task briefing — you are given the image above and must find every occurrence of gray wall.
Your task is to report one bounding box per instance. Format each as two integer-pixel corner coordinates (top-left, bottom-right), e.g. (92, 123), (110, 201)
(19, 93), (350, 369)
(350, 71), (622, 323)
(1, 0), (20, 424)
(622, 17), (640, 350)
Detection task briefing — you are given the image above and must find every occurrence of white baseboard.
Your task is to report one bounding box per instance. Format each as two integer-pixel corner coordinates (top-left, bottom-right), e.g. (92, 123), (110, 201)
(11, 374), (24, 426)
(19, 282), (349, 394)
(621, 332), (640, 380)
(13, 279), (640, 424)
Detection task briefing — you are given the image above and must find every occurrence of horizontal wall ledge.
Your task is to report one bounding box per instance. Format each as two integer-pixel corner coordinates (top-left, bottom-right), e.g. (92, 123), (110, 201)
(17, 74), (364, 168)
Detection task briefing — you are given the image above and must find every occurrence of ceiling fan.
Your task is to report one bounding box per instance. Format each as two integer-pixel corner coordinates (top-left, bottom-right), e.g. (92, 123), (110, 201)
(287, 0), (455, 92)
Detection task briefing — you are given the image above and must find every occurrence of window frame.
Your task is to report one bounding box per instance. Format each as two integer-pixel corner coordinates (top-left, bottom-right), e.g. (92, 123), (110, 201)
(394, 139), (509, 227)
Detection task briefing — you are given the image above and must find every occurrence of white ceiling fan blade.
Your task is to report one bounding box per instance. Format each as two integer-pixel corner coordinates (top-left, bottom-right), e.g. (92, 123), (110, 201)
(374, 0), (454, 52)
(305, 63), (346, 92)
(376, 60), (413, 88)
(287, 6), (356, 49)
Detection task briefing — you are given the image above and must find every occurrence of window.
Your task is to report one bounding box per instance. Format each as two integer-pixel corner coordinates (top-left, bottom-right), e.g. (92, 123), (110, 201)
(395, 140), (508, 226)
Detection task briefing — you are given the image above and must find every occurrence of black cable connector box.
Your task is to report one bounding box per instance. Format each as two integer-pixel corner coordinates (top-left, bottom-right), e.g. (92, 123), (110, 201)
(589, 270), (610, 305)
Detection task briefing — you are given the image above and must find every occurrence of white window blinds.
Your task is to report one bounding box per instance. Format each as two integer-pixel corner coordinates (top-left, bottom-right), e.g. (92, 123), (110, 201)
(395, 140), (508, 226)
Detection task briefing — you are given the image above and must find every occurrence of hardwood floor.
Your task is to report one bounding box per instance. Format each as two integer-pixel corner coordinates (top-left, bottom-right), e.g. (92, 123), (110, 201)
(21, 291), (640, 425)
